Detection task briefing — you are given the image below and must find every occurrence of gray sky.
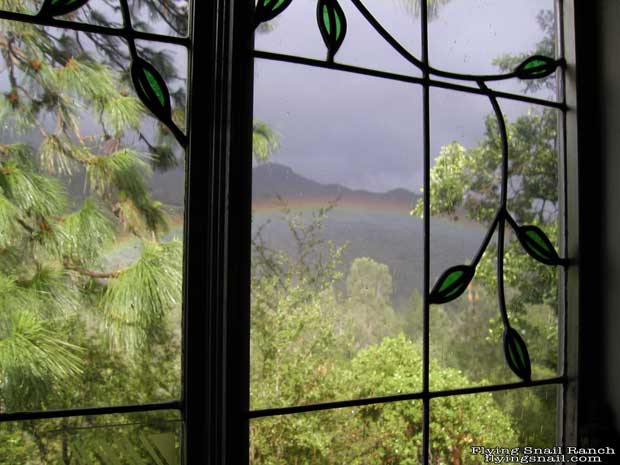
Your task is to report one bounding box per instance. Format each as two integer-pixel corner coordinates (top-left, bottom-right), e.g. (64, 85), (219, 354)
(253, 0), (556, 192)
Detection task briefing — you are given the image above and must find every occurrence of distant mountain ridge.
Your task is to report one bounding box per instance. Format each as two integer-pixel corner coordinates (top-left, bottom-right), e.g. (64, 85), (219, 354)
(251, 163), (485, 307)
(252, 163), (421, 208)
(147, 162), (480, 307)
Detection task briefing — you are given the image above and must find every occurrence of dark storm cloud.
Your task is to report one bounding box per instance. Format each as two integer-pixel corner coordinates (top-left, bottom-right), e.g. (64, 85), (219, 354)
(253, 0), (554, 192)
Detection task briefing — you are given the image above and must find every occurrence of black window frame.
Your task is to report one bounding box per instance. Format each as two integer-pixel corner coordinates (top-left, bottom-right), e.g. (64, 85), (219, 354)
(209, 0), (582, 463)
(0, 0), (597, 462)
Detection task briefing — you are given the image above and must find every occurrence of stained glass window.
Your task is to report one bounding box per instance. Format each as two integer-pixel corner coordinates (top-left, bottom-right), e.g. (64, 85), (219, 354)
(250, 0), (571, 463)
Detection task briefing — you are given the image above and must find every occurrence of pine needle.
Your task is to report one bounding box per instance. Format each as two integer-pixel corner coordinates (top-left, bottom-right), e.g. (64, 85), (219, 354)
(102, 240), (182, 351)
(59, 199), (116, 264)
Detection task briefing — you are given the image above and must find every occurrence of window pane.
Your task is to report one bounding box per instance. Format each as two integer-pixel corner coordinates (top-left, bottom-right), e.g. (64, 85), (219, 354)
(0, 410), (182, 464)
(428, 88), (560, 389)
(430, 385), (559, 463)
(254, 0), (423, 77)
(250, 401), (423, 464)
(129, 0), (190, 37)
(252, 61), (423, 409)
(429, 0), (557, 100)
(0, 22), (185, 412)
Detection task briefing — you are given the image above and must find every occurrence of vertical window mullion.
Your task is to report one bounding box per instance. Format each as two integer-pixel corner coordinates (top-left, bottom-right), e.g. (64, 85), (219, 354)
(559, 0), (580, 448)
(183, 0), (224, 462)
(555, 0), (569, 449)
(421, 1), (431, 465)
(184, 0), (254, 462)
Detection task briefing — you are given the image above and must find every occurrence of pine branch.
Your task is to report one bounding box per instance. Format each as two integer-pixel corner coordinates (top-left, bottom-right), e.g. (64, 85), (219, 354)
(62, 259), (122, 279)
(102, 240), (182, 350)
(16, 216), (34, 233)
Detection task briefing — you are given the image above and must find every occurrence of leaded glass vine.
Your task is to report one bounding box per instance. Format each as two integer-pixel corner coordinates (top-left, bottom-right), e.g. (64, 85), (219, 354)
(254, 0), (565, 383)
(6, 0), (188, 147)
(250, 1), (570, 463)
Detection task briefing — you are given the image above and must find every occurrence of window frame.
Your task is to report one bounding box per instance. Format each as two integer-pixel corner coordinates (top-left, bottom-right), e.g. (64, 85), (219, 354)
(182, 0), (254, 463)
(0, 0), (584, 462)
(217, 0), (581, 462)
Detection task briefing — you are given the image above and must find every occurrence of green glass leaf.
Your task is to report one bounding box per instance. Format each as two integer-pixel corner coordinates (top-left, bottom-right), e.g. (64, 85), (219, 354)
(254, 0), (293, 27)
(130, 58), (172, 124)
(38, 0), (89, 17)
(515, 224), (561, 266)
(429, 265), (475, 304)
(503, 327), (532, 381)
(317, 0), (347, 62)
(515, 55), (559, 80)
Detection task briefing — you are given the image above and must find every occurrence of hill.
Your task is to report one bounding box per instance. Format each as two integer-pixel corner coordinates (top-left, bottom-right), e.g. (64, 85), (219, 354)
(251, 163), (486, 307)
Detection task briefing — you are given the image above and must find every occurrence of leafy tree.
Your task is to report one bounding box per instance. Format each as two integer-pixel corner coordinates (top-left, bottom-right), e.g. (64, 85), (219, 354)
(344, 257), (402, 349)
(0, 0), (188, 462)
(410, 8), (560, 446)
(253, 120), (280, 162)
(492, 10), (556, 95)
(250, 207), (519, 464)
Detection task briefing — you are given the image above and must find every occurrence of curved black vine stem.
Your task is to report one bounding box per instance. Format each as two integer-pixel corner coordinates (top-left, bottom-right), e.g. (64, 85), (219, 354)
(478, 80), (511, 329)
(118, 0), (137, 59)
(347, 0), (425, 70)
(345, 0), (563, 83)
(470, 209), (500, 268)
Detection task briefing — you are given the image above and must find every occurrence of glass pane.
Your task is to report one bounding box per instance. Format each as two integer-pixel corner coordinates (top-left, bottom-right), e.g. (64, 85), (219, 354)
(254, 0), (423, 77)
(252, 60), (423, 409)
(429, 0), (557, 100)
(501, 99), (561, 382)
(0, 22), (185, 412)
(135, 40), (188, 131)
(428, 89), (560, 389)
(250, 401), (423, 464)
(0, 410), (182, 464)
(430, 385), (559, 463)
(0, 0), (124, 27)
(129, 0), (190, 37)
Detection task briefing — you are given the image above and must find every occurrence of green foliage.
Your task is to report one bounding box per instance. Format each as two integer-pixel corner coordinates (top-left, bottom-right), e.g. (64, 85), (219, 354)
(252, 335), (518, 465)
(413, 108), (558, 225)
(253, 120), (280, 162)
(344, 257), (401, 348)
(0, 1), (185, 460)
(493, 10), (556, 95)
(103, 240), (182, 351)
(250, 206), (526, 463)
(58, 199), (116, 264)
(0, 275), (83, 410)
(413, 142), (468, 219)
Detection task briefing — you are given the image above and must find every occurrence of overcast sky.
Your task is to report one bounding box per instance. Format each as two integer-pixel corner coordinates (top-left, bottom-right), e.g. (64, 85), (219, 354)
(253, 0), (556, 192)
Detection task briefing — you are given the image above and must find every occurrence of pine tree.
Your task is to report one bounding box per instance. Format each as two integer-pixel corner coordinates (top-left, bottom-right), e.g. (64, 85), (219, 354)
(0, 1), (280, 460)
(0, 2), (192, 461)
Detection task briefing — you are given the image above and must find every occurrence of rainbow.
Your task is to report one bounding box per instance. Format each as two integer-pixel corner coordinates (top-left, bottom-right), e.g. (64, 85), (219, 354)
(251, 193), (416, 216)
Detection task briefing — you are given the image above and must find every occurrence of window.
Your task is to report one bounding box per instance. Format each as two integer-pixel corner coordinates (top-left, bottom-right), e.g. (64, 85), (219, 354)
(0, 0), (582, 464)
(248, 0), (578, 463)
(0, 0), (190, 462)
